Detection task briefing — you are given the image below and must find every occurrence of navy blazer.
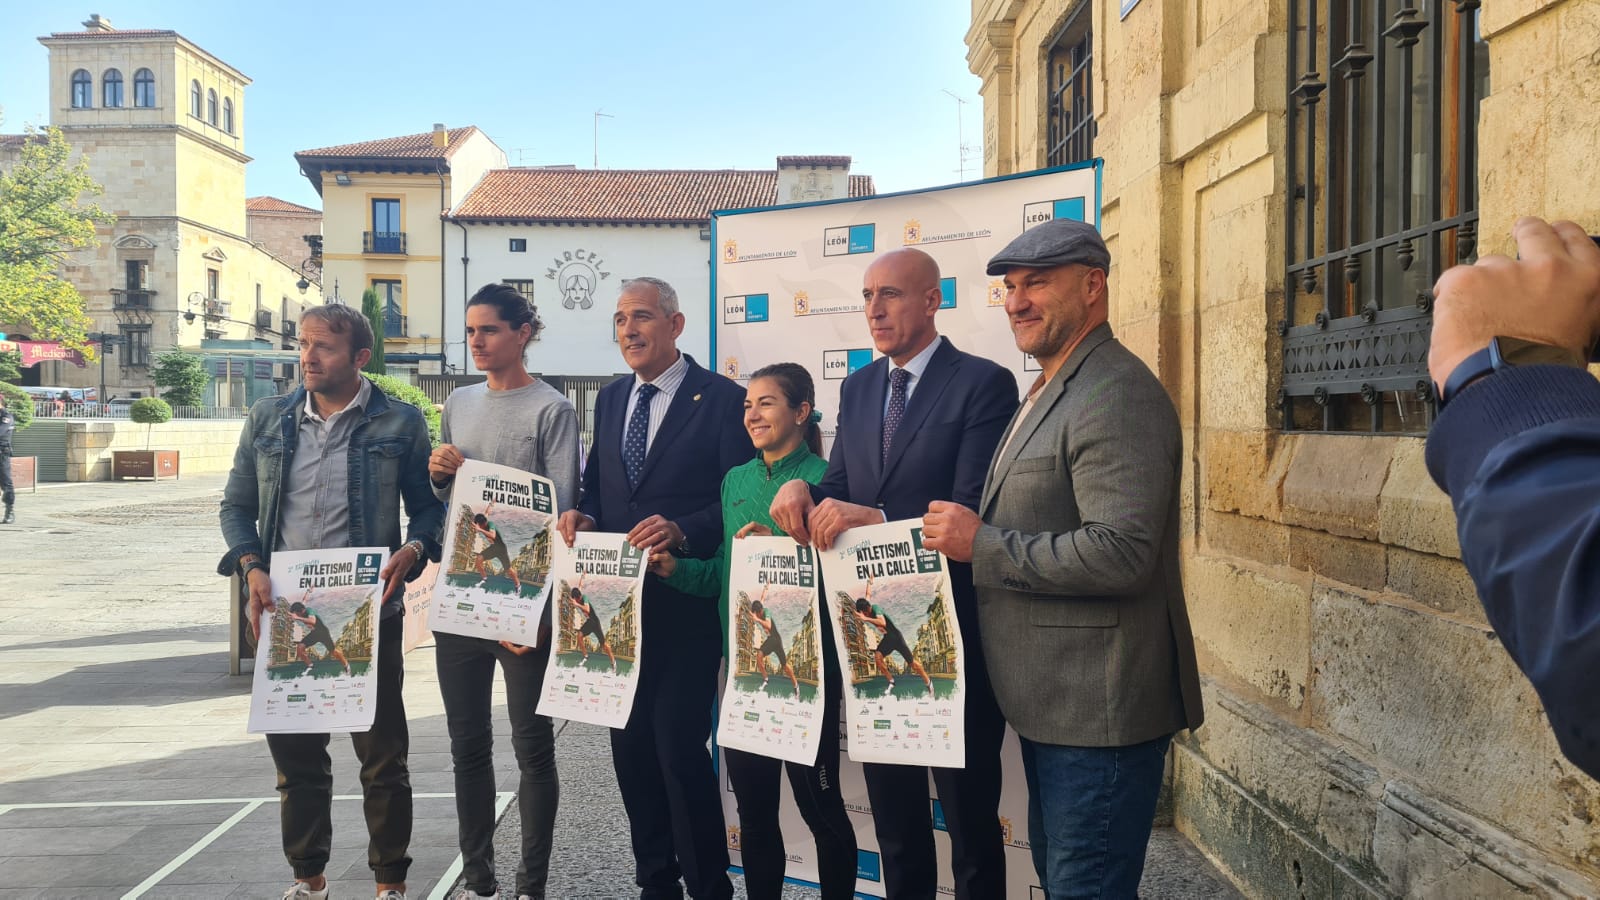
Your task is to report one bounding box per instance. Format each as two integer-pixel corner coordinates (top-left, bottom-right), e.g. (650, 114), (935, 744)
(579, 354), (753, 638)
(814, 337), (1019, 616)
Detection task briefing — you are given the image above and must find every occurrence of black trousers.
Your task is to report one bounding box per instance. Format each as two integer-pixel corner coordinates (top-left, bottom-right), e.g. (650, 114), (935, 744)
(435, 631), (558, 899)
(266, 613), (412, 883)
(724, 665), (856, 900)
(0, 444), (13, 507)
(862, 646), (1007, 900)
(611, 614), (733, 900)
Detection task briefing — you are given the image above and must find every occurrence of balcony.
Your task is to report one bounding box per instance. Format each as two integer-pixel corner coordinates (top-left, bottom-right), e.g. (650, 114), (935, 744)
(204, 299), (229, 320)
(283, 320), (297, 338)
(383, 309), (408, 338)
(363, 231), (407, 254)
(255, 309), (273, 331)
(111, 289), (156, 309)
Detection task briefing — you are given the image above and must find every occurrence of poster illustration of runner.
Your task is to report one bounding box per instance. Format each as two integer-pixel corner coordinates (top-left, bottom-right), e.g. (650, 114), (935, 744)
(535, 532), (646, 728)
(717, 536), (826, 766)
(248, 547), (388, 734)
(818, 519), (965, 768)
(431, 460), (559, 647)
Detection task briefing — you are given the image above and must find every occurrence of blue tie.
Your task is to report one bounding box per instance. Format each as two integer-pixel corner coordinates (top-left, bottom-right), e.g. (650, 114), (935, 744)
(625, 383), (659, 488)
(882, 367), (910, 466)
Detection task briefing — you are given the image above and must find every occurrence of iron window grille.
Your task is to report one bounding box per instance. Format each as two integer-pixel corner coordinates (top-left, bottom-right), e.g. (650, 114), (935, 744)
(1283, 1), (1487, 433)
(1046, 3), (1095, 167)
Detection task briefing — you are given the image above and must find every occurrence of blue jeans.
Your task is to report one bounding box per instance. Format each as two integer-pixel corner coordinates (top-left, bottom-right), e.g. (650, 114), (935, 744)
(1019, 733), (1172, 900)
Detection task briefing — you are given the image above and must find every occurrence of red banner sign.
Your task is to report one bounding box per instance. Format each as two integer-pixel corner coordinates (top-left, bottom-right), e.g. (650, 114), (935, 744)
(0, 340), (89, 368)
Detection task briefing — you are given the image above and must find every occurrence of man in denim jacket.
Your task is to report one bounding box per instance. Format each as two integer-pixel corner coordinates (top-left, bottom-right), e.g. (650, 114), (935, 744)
(220, 303), (443, 900)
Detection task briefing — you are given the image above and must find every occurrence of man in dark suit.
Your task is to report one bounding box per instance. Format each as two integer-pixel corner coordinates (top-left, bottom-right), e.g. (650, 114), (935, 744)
(557, 276), (751, 900)
(923, 219), (1204, 898)
(771, 248), (1018, 899)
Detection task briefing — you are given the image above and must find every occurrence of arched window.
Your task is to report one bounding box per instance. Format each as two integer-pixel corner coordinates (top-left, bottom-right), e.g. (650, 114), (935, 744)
(133, 68), (155, 107)
(222, 97), (233, 134)
(71, 69), (93, 108)
(190, 80), (202, 118)
(102, 69), (124, 108)
(206, 89), (217, 125)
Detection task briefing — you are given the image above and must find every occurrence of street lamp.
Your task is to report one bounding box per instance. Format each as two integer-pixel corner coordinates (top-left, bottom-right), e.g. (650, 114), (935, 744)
(88, 331), (121, 409)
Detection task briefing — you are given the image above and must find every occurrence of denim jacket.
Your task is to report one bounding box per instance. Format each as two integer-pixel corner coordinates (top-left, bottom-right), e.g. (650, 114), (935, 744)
(218, 380), (444, 617)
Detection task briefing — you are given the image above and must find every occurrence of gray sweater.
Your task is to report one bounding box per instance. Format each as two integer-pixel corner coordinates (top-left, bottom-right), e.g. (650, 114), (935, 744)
(433, 379), (581, 513)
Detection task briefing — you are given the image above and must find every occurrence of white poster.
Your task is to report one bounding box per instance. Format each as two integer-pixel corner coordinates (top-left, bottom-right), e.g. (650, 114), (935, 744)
(248, 547), (388, 734)
(817, 520), (964, 768)
(431, 460), (560, 647)
(401, 561), (438, 654)
(535, 532), (647, 728)
(717, 536), (827, 766)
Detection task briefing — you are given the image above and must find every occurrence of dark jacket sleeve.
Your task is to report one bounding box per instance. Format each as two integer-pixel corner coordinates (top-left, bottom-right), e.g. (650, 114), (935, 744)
(217, 404), (268, 575)
(1425, 364), (1600, 779)
(952, 364), (1019, 512)
(675, 382), (751, 556)
(400, 409), (445, 577)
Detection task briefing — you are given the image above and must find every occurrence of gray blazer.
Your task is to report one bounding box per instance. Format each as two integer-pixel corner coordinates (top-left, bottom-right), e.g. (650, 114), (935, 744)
(971, 323), (1204, 747)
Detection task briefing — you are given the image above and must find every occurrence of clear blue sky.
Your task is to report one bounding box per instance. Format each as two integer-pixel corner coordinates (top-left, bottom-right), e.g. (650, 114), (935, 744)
(0, 2), (985, 209)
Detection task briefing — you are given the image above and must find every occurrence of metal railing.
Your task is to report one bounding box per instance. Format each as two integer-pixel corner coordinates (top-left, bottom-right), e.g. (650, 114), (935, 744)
(112, 289), (156, 309)
(384, 310), (408, 338)
(363, 231), (407, 254)
(32, 400), (248, 419)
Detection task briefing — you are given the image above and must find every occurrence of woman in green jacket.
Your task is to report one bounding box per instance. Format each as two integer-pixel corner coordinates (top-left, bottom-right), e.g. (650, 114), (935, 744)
(649, 362), (856, 899)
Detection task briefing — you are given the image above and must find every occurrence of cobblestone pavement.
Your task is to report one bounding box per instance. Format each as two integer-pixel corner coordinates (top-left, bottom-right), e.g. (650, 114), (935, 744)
(0, 476), (1238, 898)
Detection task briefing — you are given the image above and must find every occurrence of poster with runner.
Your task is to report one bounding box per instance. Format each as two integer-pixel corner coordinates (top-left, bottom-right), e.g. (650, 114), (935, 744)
(717, 536), (826, 766)
(818, 519), (965, 768)
(431, 460), (559, 647)
(248, 547), (388, 734)
(535, 532), (647, 728)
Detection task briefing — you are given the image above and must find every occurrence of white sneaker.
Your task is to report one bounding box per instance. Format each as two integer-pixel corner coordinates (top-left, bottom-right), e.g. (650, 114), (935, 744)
(376, 891), (406, 900)
(282, 883), (328, 900)
(448, 889), (497, 900)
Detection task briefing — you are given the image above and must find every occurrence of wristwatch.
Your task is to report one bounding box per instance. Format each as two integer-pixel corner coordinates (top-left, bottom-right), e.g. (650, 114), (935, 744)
(239, 556), (268, 580)
(1436, 337), (1588, 409)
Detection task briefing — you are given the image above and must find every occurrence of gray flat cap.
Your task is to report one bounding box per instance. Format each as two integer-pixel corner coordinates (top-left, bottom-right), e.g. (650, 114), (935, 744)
(986, 218), (1110, 275)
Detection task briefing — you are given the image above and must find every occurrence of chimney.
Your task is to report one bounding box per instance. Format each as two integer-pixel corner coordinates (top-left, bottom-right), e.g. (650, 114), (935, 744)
(82, 14), (114, 32)
(431, 123), (448, 149)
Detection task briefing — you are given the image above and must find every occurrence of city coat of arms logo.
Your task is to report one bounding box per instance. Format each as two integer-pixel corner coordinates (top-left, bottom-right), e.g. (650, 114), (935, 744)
(987, 278), (1007, 307)
(543, 249), (611, 310)
(722, 240), (738, 263)
(903, 219), (922, 245)
(793, 291), (811, 316)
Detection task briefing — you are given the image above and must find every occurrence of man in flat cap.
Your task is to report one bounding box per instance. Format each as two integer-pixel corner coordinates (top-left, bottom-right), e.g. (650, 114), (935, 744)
(922, 218), (1204, 898)
(770, 247), (1017, 899)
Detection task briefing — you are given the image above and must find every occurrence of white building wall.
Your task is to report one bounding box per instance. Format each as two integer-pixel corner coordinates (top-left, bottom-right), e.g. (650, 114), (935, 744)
(445, 222), (715, 377)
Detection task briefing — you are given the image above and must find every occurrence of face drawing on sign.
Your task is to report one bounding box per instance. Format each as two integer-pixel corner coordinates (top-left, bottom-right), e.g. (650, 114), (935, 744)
(563, 272), (594, 310)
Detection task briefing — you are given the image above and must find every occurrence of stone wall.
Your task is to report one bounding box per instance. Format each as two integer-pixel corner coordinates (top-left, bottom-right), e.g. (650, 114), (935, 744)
(969, 0), (1600, 894)
(64, 419), (243, 482)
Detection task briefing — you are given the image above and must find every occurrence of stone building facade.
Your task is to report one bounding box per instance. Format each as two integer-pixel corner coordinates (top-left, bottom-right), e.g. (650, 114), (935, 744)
(967, 1), (1599, 895)
(1, 16), (317, 403)
(245, 196), (322, 275)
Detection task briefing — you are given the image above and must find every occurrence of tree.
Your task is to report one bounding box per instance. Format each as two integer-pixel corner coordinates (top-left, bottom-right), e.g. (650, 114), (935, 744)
(129, 397), (172, 450)
(151, 349), (210, 407)
(360, 288), (386, 374)
(0, 348), (19, 383)
(0, 124), (114, 350)
(0, 381), (33, 432)
(366, 372), (439, 447)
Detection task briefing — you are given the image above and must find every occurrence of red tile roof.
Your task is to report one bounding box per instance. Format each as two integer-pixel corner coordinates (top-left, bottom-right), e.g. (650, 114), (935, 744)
(296, 127), (480, 162)
(453, 168), (877, 224)
(246, 196), (320, 215)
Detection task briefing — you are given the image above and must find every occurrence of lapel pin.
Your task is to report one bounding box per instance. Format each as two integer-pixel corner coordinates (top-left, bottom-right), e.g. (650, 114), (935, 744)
(693, 393), (702, 402)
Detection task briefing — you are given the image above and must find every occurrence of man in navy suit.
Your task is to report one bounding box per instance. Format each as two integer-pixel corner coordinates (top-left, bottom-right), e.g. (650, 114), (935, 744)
(558, 276), (751, 900)
(771, 248), (1019, 899)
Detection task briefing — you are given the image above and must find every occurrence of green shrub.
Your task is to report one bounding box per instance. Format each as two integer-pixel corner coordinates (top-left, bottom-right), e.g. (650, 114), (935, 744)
(130, 396), (172, 449)
(365, 373), (439, 447)
(0, 382), (33, 431)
